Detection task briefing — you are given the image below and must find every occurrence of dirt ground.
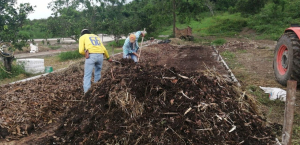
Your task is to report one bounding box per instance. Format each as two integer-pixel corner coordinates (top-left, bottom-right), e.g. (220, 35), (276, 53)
(0, 36), (299, 144)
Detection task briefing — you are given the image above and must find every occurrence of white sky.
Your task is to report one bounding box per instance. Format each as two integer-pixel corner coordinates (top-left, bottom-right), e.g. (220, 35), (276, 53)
(17, 0), (53, 20)
(17, 0), (133, 20)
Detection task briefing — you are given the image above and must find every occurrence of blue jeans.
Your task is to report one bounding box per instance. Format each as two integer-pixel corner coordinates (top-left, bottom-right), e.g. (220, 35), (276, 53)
(83, 53), (103, 93)
(123, 53), (138, 62)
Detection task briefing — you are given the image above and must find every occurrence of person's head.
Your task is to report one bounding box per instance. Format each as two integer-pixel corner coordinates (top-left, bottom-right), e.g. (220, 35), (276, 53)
(81, 29), (91, 36)
(129, 34), (136, 43)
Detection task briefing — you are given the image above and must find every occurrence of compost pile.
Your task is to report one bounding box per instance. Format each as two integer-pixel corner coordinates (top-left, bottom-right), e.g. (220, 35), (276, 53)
(0, 63), (84, 140)
(43, 59), (275, 144)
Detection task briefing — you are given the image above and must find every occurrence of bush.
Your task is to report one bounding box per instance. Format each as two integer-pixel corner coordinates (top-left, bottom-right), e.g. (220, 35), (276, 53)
(207, 13), (247, 35)
(107, 39), (125, 47)
(0, 61), (27, 80)
(58, 50), (82, 61)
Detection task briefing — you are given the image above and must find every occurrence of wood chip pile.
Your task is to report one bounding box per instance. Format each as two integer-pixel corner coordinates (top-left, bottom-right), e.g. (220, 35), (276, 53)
(0, 64), (84, 140)
(38, 59), (275, 144)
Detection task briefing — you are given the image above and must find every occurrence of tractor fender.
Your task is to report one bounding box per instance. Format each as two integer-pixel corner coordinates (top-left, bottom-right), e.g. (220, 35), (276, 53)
(285, 27), (300, 39)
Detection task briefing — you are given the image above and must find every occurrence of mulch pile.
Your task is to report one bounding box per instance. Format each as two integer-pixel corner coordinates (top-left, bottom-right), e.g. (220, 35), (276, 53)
(46, 59), (275, 144)
(0, 63), (84, 140)
(0, 44), (276, 144)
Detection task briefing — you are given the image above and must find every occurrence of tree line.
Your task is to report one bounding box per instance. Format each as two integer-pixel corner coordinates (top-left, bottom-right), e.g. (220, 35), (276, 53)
(1, 0), (299, 51)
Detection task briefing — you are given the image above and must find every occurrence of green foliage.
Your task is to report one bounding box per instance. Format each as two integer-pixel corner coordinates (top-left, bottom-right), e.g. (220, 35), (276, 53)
(235, 0), (267, 16)
(207, 13), (247, 36)
(107, 39), (125, 47)
(58, 50), (82, 61)
(0, 1), (34, 51)
(212, 38), (227, 46)
(246, 3), (286, 39)
(214, 0), (238, 11)
(0, 61), (27, 80)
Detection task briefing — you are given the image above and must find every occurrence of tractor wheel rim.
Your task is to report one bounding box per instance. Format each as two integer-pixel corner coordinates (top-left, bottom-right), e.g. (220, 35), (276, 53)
(277, 45), (288, 75)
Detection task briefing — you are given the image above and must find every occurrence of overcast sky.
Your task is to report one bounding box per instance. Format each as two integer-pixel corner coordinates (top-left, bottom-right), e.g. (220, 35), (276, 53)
(17, 0), (133, 20)
(17, 0), (53, 20)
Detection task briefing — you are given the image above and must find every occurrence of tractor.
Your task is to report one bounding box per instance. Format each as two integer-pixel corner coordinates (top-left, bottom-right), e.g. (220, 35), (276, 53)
(274, 24), (300, 86)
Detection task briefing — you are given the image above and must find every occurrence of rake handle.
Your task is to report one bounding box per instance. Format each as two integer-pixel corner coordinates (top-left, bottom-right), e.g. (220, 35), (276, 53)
(137, 28), (146, 62)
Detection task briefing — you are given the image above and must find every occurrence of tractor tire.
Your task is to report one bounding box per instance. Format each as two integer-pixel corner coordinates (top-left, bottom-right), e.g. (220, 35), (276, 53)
(273, 32), (300, 86)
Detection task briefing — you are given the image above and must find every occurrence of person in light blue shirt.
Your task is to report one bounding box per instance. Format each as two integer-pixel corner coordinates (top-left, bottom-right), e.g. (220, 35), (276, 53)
(122, 31), (145, 62)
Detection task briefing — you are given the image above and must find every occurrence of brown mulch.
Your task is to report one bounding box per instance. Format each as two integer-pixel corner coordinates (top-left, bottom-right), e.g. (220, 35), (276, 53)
(0, 44), (276, 144)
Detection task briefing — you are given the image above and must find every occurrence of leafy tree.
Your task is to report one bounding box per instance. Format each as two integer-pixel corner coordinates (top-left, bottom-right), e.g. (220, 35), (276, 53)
(0, 0), (34, 71)
(235, 0), (267, 15)
(212, 0), (238, 11)
(0, 1), (34, 51)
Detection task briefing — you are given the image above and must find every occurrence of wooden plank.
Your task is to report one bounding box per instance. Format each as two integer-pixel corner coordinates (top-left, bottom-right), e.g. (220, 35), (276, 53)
(282, 80), (297, 145)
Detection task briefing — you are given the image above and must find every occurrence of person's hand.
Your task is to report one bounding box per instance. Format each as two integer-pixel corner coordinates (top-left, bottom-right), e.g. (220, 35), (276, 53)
(133, 52), (140, 58)
(108, 58), (112, 62)
(141, 33), (145, 37)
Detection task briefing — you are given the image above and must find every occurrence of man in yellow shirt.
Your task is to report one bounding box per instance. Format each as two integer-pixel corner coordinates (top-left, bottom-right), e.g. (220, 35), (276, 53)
(79, 29), (112, 93)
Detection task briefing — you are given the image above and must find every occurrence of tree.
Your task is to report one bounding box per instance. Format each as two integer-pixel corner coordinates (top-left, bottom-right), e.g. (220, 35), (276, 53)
(0, 0), (34, 72)
(235, 0), (267, 15)
(203, 0), (215, 16)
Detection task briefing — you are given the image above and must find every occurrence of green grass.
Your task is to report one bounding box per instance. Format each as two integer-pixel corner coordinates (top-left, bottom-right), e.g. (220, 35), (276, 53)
(221, 50), (235, 60)
(58, 50), (82, 61)
(212, 38), (227, 46)
(293, 113), (300, 144)
(0, 61), (29, 80)
(159, 12), (247, 38)
(107, 39), (125, 47)
(49, 45), (62, 50)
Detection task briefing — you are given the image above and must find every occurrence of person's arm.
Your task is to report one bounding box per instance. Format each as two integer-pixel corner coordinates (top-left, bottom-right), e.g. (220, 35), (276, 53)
(134, 31), (143, 50)
(78, 36), (85, 55)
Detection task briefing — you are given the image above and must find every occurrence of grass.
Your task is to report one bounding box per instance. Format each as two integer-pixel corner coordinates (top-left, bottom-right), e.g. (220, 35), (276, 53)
(0, 60), (29, 80)
(49, 45), (62, 50)
(293, 114), (300, 144)
(58, 50), (82, 61)
(159, 12), (247, 38)
(221, 50), (235, 60)
(212, 38), (227, 46)
(107, 39), (125, 47)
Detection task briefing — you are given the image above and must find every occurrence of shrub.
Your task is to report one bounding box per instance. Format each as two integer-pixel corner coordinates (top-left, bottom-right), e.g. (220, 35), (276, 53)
(107, 39), (125, 47)
(207, 13), (247, 36)
(0, 61), (27, 80)
(58, 50), (82, 61)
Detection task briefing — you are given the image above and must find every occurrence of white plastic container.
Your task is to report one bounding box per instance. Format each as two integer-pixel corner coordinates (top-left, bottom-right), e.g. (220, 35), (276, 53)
(17, 58), (45, 74)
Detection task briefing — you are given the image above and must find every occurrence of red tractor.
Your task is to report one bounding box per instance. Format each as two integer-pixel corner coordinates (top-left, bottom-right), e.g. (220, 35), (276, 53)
(274, 25), (300, 85)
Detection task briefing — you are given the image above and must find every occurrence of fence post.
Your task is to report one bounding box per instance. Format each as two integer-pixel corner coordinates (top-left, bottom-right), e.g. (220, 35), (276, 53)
(282, 80), (297, 145)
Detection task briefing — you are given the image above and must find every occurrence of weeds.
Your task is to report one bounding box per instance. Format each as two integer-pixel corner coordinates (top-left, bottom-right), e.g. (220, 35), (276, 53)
(221, 50), (235, 60)
(212, 38), (227, 46)
(0, 61), (28, 80)
(107, 39), (125, 47)
(58, 50), (82, 61)
(49, 45), (61, 50)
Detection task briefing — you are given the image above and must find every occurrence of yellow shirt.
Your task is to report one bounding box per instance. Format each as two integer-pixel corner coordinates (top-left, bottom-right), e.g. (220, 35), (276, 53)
(79, 34), (109, 59)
